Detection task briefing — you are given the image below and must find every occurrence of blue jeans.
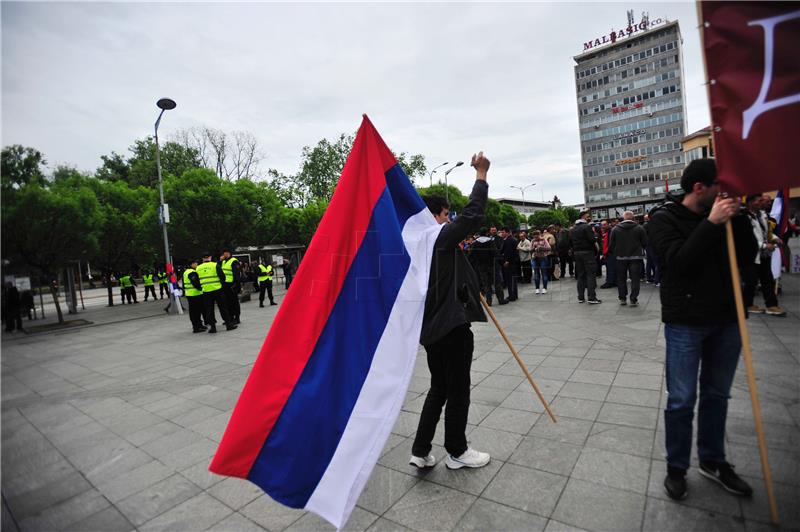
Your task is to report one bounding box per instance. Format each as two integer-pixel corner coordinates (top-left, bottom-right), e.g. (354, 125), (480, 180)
(532, 257), (549, 289)
(664, 322), (741, 471)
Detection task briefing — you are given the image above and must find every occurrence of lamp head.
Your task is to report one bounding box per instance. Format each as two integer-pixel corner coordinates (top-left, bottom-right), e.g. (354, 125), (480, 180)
(157, 98), (177, 111)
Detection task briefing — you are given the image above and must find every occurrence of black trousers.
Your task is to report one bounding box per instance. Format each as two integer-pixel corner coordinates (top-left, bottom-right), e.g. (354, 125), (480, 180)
(520, 260), (532, 284)
(617, 259), (643, 302)
(5, 307), (22, 332)
(743, 258), (778, 308)
(187, 295), (204, 330)
(144, 285), (156, 300)
(259, 280), (274, 305)
(559, 251), (574, 277)
(203, 289), (232, 325)
(574, 251), (598, 301)
(159, 283), (168, 298)
(124, 287), (137, 304)
(222, 282), (241, 320)
(478, 268), (505, 305)
(502, 263), (518, 300)
(412, 324), (473, 458)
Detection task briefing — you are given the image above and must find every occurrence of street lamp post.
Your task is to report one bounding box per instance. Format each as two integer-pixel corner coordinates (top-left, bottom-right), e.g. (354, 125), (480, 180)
(154, 97), (182, 315)
(443, 161), (464, 205)
(428, 161), (449, 187)
(510, 183), (536, 226)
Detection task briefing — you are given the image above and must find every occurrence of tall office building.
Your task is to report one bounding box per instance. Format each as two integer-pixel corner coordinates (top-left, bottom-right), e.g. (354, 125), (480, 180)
(574, 13), (687, 219)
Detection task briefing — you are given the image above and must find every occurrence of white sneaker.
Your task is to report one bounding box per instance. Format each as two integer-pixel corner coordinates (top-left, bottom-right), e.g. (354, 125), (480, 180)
(535, 288), (540, 294)
(445, 448), (490, 469)
(409, 454), (436, 468)
(542, 288), (547, 294)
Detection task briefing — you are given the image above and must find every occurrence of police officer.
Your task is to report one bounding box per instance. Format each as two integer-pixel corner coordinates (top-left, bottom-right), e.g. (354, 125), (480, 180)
(157, 271), (168, 299)
(197, 252), (236, 333)
(220, 248), (241, 324)
(183, 260), (206, 332)
(142, 270), (157, 301)
(257, 261), (276, 307)
(120, 273), (138, 304)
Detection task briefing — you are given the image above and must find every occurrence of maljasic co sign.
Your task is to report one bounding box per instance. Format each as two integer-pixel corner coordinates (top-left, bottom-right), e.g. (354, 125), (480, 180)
(583, 12), (665, 52)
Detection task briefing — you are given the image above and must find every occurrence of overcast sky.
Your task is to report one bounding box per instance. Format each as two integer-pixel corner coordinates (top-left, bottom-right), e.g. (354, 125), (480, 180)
(2, 1), (710, 205)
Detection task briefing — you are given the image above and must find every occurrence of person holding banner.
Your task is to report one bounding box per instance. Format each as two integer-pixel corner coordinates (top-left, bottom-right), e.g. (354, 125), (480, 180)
(647, 159), (755, 501)
(410, 152), (491, 471)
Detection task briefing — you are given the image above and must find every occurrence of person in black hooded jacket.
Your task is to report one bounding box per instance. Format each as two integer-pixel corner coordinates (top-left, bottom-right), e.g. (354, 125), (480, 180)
(646, 158), (756, 502)
(411, 151), (492, 472)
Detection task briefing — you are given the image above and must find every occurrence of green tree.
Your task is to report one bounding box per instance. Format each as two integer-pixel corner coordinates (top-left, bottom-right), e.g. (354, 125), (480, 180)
(528, 209), (569, 230)
(395, 152), (427, 184)
(559, 206), (581, 224)
(2, 181), (100, 323)
(98, 137), (202, 188)
(1, 145), (46, 192)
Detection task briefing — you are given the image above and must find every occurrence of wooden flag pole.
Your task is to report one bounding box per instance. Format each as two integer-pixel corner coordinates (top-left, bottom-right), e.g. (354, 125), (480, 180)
(479, 293), (557, 423)
(725, 221), (779, 524)
(696, 2), (779, 522)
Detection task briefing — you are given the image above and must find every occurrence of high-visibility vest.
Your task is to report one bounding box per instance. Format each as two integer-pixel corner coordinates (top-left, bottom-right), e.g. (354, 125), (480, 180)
(119, 275), (132, 288)
(258, 264), (273, 282)
(196, 262), (222, 293)
(143, 274), (154, 286)
(221, 257), (239, 283)
(182, 268), (202, 297)
(158, 272), (168, 285)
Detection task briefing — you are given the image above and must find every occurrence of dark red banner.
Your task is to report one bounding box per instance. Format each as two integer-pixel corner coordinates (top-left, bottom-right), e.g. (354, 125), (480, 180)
(700, 2), (800, 195)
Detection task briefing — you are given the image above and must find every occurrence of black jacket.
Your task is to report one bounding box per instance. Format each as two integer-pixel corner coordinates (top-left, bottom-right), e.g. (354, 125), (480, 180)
(420, 180), (488, 346)
(646, 196), (756, 325)
(609, 220), (647, 259)
(468, 236), (500, 274)
(499, 236), (519, 264)
(569, 220), (598, 253)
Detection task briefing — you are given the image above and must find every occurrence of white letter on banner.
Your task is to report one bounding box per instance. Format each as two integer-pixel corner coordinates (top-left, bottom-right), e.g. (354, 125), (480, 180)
(742, 9), (800, 139)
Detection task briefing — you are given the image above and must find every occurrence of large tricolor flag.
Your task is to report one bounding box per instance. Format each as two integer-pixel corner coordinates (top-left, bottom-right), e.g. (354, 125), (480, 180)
(209, 116), (443, 528)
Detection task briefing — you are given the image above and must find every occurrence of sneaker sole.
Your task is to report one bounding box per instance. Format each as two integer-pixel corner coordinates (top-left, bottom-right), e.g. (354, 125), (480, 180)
(697, 467), (750, 496)
(663, 484), (688, 500)
(409, 461), (435, 469)
(445, 457), (490, 470)
(765, 312), (786, 317)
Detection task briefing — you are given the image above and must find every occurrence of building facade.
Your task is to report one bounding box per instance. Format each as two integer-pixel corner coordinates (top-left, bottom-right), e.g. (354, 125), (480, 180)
(574, 15), (687, 219)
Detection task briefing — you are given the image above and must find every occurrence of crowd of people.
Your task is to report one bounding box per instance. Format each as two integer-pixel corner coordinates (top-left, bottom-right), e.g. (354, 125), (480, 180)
(458, 195), (789, 316)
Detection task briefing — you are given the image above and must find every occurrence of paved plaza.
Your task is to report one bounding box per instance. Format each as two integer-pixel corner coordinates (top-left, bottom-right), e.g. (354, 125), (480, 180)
(2, 274), (798, 531)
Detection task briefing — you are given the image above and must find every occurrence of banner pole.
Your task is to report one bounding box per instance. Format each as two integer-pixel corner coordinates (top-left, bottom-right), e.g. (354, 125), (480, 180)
(479, 293), (557, 423)
(725, 221), (779, 524)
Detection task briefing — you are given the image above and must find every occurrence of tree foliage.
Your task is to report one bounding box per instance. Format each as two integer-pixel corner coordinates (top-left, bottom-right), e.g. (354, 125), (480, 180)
(528, 209), (569, 229)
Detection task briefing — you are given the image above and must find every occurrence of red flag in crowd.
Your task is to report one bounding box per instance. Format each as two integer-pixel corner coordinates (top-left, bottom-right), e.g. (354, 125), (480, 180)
(700, 2), (800, 196)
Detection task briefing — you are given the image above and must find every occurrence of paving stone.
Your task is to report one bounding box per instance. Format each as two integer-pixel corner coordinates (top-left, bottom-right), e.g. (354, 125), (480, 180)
(575, 358), (620, 373)
(540, 356), (582, 370)
(543, 519), (588, 532)
(605, 385), (662, 408)
(139, 492), (232, 531)
(552, 478), (645, 531)
(6, 470), (93, 521)
(478, 406), (538, 435)
(643, 497), (746, 531)
(241, 495), (305, 531)
(286, 507), (379, 531)
(549, 397), (602, 421)
(596, 402), (659, 430)
(570, 447), (650, 493)
(18, 488), (109, 531)
(613, 372), (663, 390)
(470, 385), (513, 407)
(478, 373), (526, 390)
(456, 498), (547, 531)
(209, 477), (266, 510)
(508, 435), (582, 476)
(557, 382), (610, 401)
(499, 390), (546, 413)
(529, 416), (593, 445)
(568, 370), (615, 386)
(585, 422), (655, 458)
(63, 506), (135, 532)
(365, 517), (413, 531)
(357, 465), (419, 515)
(116, 474), (202, 526)
(206, 512), (267, 532)
(483, 462), (567, 517)
(180, 459), (225, 489)
(96, 460), (174, 503)
(383, 482), (475, 531)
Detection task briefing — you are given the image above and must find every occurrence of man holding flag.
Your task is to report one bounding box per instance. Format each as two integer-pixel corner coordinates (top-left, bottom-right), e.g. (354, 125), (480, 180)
(410, 152), (491, 470)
